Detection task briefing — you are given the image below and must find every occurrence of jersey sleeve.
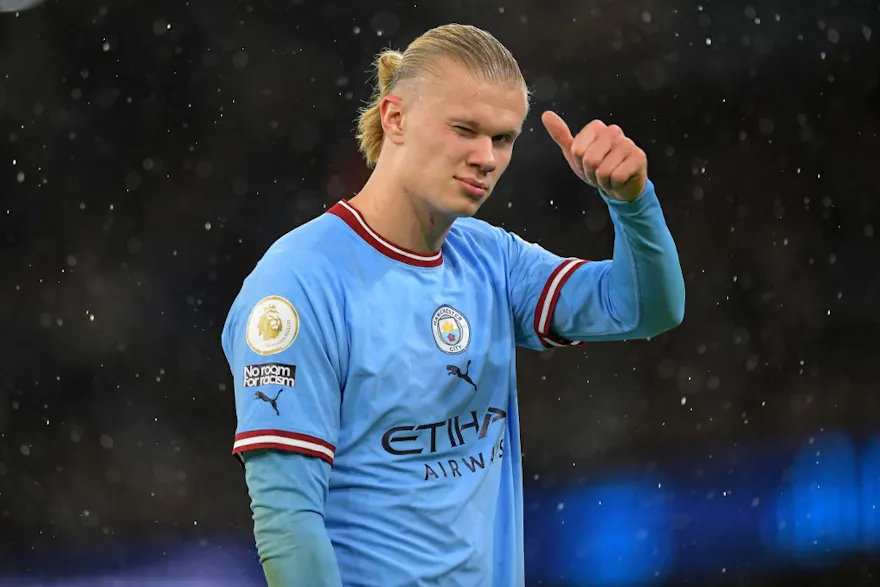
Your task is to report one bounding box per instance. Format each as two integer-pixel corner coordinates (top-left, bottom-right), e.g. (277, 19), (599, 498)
(504, 229), (589, 350)
(505, 180), (685, 350)
(222, 257), (346, 466)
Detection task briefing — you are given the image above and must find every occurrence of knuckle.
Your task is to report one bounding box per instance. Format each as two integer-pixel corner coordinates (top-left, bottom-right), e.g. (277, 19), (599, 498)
(584, 155), (602, 169)
(609, 136), (628, 150)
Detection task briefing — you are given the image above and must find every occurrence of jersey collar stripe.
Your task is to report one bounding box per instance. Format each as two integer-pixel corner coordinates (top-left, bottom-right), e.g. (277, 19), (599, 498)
(534, 259), (589, 348)
(327, 200), (443, 267)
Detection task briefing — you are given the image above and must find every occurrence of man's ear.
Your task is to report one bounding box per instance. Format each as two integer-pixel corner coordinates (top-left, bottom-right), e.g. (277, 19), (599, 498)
(379, 95), (405, 146)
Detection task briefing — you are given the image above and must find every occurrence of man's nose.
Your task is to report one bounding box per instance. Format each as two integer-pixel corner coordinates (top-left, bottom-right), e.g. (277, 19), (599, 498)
(467, 137), (496, 173)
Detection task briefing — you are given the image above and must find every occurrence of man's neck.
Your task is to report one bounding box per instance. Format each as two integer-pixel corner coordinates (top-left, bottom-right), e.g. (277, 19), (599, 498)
(347, 167), (452, 255)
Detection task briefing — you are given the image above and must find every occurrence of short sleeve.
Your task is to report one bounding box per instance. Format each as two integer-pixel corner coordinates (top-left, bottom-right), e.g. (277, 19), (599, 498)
(222, 261), (345, 466)
(503, 231), (588, 351)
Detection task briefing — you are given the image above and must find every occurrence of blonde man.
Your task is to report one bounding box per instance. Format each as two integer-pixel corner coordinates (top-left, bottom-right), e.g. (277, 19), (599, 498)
(223, 23), (684, 587)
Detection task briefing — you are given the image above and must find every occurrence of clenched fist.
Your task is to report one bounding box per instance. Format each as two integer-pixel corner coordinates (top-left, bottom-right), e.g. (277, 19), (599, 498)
(542, 112), (648, 202)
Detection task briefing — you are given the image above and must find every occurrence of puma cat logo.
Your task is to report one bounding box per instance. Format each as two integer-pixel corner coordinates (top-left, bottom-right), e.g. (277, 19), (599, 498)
(446, 360), (477, 392)
(254, 389), (283, 415)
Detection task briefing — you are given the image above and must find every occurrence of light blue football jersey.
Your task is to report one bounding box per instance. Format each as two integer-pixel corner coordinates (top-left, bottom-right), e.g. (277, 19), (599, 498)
(222, 184), (684, 586)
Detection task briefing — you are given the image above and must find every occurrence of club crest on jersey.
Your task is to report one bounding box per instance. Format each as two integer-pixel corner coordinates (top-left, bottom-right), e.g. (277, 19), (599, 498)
(431, 305), (471, 354)
(246, 295), (299, 355)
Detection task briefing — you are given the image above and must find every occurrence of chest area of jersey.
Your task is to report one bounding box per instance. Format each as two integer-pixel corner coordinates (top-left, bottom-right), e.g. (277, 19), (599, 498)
(343, 267), (512, 411)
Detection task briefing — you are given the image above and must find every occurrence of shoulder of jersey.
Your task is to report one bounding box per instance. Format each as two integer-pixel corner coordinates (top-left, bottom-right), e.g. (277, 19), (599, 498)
(241, 213), (352, 301)
(448, 216), (508, 249)
(453, 216), (502, 236)
(238, 213), (346, 355)
(260, 211), (353, 268)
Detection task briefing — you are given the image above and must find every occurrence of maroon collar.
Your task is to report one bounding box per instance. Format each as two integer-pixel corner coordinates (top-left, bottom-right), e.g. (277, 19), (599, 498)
(327, 200), (443, 268)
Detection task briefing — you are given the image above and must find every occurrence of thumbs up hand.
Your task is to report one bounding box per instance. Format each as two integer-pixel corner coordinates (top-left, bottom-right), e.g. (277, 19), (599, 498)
(541, 111), (648, 202)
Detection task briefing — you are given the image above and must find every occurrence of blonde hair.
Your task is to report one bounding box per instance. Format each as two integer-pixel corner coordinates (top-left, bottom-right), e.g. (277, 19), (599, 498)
(355, 24), (529, 168)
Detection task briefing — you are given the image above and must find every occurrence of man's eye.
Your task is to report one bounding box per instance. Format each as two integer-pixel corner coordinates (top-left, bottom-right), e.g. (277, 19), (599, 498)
(493, 134), (513, 144)
(454, 126), (474, 135)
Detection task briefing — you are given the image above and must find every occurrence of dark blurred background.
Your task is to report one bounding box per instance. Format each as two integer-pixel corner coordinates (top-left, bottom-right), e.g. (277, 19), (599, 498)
(1, 0), (879, 585)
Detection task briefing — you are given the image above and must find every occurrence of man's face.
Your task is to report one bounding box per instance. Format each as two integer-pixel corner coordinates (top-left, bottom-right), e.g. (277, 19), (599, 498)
(392, 62), (528, 218)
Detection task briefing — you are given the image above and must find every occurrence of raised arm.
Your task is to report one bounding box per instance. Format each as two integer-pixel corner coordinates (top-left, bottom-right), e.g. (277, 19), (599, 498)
(507, 115), (684, 349)
(548, 180), (684, 343)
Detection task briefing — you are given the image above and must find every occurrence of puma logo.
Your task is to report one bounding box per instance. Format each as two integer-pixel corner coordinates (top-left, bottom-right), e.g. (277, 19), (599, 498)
(254, 389), (283, 415)
(446, 360), (477, 392)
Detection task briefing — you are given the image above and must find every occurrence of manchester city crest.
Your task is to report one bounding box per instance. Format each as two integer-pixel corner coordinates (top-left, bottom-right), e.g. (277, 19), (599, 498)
(431, 305), (471, 354)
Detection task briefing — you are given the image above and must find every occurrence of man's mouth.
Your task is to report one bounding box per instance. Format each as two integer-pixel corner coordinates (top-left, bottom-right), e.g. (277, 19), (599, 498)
(455, 177), (488, 198)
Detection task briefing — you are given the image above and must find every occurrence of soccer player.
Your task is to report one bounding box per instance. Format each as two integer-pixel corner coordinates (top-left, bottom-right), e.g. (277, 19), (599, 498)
(222, 23), (685, 587)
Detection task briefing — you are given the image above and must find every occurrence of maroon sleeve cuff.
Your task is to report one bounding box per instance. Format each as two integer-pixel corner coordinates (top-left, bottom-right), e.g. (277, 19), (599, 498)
(533, 259), (589, 349)
(232, 429), (335, 467)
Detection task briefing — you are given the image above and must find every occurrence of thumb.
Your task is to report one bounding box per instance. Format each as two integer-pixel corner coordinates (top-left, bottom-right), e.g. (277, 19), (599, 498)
(541, 110), (574, 152)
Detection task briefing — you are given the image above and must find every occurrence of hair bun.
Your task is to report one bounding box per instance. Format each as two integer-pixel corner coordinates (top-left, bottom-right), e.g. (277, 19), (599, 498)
(376, 51), (403, 92)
